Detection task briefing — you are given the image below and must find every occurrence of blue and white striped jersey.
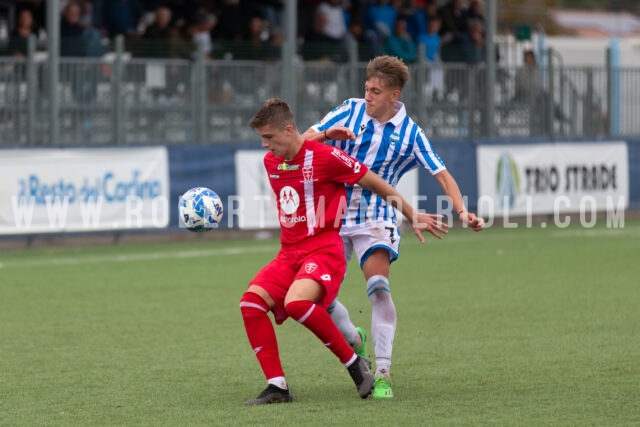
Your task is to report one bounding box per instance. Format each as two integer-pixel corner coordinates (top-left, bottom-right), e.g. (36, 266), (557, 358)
(312, 98), (446, 226)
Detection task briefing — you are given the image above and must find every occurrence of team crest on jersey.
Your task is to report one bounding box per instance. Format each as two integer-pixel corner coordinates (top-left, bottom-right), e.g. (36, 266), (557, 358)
(330, 99), (349, 113)
(390, 132), (400, 146)
(279, 186), (300, 214)
(305, 263), (318, 274)
(302, 165), (313, 181)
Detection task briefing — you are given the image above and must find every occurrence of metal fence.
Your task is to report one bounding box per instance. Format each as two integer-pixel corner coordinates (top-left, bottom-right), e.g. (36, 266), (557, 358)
(0, 39), (638, 146)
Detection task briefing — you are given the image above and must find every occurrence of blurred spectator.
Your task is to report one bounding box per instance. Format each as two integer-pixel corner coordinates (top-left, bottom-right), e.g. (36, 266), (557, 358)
(514, 50), (541, 103)
(464, 18), (485, 65)
(16, 0), (45, 33)
(153, 0), (186, 27)
(268, 25), (285, 57)
(211, 0), (245, 41)
(314, 0), (349, 43)
(248, 0), (284, 31)
(78, 1), (95, 30)
(60, 1), (104, 57)
(417, 14), (441, 62)
(405, 0), (427, 43)
(8, 9), (37, 57)
(514, 49), (566, 129)
(235, 13), (274, 60)
(60, 2), (107, 103)
(135, 5), (174, 57)
(92, 0), (106, 29)
(364, 0), (398, 43)
(438, 0), (467, 48)
(346, 19), (381, 61)
(303, 0), (349, 61)
(103, 0), (144, 38)
(61, 2), (85, 39)
(190, 13), (216, 58)
(466, 0), (485, 30)
(144, 6), (173, 39)
(383, 17), (417, 63)
(417, 15), (443, 97)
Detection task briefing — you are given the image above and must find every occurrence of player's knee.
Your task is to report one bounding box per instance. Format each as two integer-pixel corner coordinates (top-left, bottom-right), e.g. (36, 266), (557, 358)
(366, 275), (391, 303)
(284, 300), (314, 322)
(239, 291), (270, 317)
(327, 299), (338, 314)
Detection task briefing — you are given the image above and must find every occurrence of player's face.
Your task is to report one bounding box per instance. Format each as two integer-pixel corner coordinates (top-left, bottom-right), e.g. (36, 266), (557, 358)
(364, 78), (399, 122)
(256, 124), (294, 158)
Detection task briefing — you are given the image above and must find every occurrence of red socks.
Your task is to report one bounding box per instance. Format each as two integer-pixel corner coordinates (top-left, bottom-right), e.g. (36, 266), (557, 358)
(239, 292), (284, 380)
(240, 293), (356, 380)
(285, 300), (355, 365)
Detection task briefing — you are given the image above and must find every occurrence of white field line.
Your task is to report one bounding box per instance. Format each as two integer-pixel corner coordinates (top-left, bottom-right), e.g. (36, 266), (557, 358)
(0, 246), (277, 269)
(414, 226), (640, 244)
(1, 227), (638, 269)
(550, 228), (640, 238)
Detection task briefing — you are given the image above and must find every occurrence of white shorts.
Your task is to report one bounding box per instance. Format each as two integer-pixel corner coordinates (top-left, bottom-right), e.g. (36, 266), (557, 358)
(340, 220), (400, 268)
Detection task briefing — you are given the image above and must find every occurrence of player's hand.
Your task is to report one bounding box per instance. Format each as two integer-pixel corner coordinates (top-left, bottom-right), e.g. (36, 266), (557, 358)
(459, 211), (485, 231)
(411, 213), (448, 243)
(325, 126), (356, 141)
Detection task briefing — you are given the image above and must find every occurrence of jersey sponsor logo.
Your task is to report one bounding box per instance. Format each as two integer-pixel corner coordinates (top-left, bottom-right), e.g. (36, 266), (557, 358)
(302, 165), (313, 181)
(320, 274), (331, 281)
(279, 186), (300, 214)
(360, 123), (366, 131)
(331, 147), (353, 168)
(280, 214), (307, 224)
(305, 263), (318, 273)
(270, 174), (280, 179)
(278, 162), (300, 171)
(354, 162), (361, 173)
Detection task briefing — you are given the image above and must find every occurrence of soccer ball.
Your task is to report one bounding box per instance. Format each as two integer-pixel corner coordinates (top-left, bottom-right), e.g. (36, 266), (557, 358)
(178, 187), (224, 232)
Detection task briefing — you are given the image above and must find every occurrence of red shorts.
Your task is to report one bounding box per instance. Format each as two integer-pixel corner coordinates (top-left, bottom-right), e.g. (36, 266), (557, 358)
(249, 232), (346, 324)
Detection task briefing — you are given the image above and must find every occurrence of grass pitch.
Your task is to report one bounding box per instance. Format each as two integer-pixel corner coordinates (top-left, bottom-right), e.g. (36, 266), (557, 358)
(1, 220), (639, 426)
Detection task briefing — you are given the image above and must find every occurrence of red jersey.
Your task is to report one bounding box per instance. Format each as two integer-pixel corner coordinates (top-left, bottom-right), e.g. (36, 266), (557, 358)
(264, 140), (368, 244)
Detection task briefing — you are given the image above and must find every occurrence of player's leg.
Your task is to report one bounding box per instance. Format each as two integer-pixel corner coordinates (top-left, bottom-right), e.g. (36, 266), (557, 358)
(240, 286), (293, 405)
(285, 278), (374, 398)
(329, 231), (367, 356)
(361, 250), (395, 399)
(328, 300), (367, 357)
(240, 258), (294, 405)
(350, 221), (399, 399)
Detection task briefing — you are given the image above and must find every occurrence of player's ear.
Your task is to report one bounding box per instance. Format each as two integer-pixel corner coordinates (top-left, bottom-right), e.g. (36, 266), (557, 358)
(392, 89), (401, 102)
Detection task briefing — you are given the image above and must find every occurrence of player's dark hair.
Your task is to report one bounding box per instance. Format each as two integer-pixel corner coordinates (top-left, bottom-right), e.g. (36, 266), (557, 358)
(366, 56), (409, 91)
(249, 98), (296, 130)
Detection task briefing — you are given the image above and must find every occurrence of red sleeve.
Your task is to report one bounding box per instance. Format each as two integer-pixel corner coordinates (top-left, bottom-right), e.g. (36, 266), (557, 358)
(325, 146), (368, 185)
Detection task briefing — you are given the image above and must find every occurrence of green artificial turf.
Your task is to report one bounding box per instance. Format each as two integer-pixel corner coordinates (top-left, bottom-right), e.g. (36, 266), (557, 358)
(1, 220), (639, 426)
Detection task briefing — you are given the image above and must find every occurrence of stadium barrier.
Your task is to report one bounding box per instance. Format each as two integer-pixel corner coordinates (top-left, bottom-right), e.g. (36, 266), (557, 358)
(1, 139), (638, 239)
(1, 37), (639, 146)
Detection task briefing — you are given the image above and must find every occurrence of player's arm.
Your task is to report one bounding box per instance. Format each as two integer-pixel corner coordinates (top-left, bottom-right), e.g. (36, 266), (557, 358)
(301, 126), (356, 142)
(356, 170), (448, 243)
(434, 170), (484, 232)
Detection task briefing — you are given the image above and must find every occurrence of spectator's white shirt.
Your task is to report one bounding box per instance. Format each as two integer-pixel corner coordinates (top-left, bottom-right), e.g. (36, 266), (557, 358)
(317, 2), (348, 40)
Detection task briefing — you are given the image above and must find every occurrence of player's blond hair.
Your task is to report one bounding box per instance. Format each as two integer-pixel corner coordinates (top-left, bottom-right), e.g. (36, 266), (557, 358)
(249, 98), (296, 130)
(365, 55), (410, 91)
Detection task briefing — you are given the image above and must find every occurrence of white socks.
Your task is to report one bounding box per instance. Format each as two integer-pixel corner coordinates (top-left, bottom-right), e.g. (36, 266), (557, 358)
(367, 274), (396, 377)
(267, 376), (288, 390)
(328, 300), (361, 349)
